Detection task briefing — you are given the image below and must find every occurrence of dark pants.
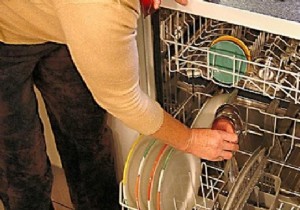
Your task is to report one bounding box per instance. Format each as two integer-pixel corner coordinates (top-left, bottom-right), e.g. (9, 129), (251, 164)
(0, 42), (118, 210)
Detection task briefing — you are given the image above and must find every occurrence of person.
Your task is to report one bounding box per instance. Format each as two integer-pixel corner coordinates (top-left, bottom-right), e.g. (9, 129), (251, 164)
(0, 0), (238, 209)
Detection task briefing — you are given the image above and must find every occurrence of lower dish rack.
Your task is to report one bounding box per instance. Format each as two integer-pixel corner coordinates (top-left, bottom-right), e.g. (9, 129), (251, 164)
(119, 92), (300, 210)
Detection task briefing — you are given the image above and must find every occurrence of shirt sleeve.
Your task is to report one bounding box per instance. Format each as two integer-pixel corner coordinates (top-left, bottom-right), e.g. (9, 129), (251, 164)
(53, 0), (164, 135)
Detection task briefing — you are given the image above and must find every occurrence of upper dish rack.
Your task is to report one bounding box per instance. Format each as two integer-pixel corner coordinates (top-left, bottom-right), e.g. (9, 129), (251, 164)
(159, 9), (300, 104)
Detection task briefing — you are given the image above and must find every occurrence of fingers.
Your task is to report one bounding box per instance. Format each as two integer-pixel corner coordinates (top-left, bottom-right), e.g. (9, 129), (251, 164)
(210, 150), (237, 161)
(222, 140), (239, 152)
(153, 0), (161, 9)
(185, 129), (239, 162)
(175, 0), (188, 5)
(218, 130), (238, 143)
(212, 151), (234, 161)
(154, 0), (188, 10)
(208, 135), (239, 161)
(221, 151), (234, 160)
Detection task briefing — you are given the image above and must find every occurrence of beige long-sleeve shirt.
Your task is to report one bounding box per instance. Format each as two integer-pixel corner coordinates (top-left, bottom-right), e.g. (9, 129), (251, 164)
(0, 0), (164, 135)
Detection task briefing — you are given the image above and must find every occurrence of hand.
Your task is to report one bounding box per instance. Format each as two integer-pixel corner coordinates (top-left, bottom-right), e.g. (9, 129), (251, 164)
(185, 128), (239, 161)
(153, 0), (188, 9)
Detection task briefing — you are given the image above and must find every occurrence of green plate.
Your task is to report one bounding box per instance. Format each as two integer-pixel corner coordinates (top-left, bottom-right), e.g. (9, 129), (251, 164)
(208, 41), (248, 84)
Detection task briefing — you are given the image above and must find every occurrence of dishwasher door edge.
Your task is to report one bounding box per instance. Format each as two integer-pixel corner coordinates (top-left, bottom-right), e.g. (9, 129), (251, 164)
(160, 0), (300, 40)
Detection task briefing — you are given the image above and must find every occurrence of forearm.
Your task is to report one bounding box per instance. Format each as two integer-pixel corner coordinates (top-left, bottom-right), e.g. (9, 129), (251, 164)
(151, 110), (191, 151)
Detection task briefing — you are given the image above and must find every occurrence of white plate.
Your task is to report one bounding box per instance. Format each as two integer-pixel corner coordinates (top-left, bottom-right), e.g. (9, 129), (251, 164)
(192, 92), (235, 128)
(157, 149), (201, 210)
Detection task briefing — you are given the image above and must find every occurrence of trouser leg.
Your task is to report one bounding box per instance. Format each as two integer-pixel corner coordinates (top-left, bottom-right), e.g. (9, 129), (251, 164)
(33, 44), (119, 210)
(0, 42), (55, 210)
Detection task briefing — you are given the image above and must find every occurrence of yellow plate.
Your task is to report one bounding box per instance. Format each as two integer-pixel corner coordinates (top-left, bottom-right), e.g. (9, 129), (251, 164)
(123, 135), (143, 185)
(123, 135), (156, 208)
(211, 35), (251, 61)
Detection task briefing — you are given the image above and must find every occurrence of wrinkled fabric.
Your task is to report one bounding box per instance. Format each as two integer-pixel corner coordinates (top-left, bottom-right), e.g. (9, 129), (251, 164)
(0, 0), (164, 136)
(0, 42), (119, 210)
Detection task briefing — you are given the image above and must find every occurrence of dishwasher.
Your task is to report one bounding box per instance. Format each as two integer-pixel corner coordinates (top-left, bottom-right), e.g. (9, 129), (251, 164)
(119, 1), (300, 209)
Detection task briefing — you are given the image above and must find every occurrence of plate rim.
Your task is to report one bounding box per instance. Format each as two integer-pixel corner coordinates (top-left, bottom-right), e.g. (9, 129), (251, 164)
(123, 135), (154, 207)
(157, 149), (201, 210)
(211, 35), (251, 61)
(135, 140), (162, 210)
(147, 144), (171, 210)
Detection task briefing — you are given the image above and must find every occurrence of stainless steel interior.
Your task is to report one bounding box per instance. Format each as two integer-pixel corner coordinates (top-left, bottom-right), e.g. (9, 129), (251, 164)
(157, 8), (300, 210)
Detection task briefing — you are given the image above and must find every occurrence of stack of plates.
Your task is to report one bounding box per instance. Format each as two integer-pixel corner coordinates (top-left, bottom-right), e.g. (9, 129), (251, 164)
(123, 135), (153, 208)
(122, 136), (201, 210)
(122, 92), (235, 210)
